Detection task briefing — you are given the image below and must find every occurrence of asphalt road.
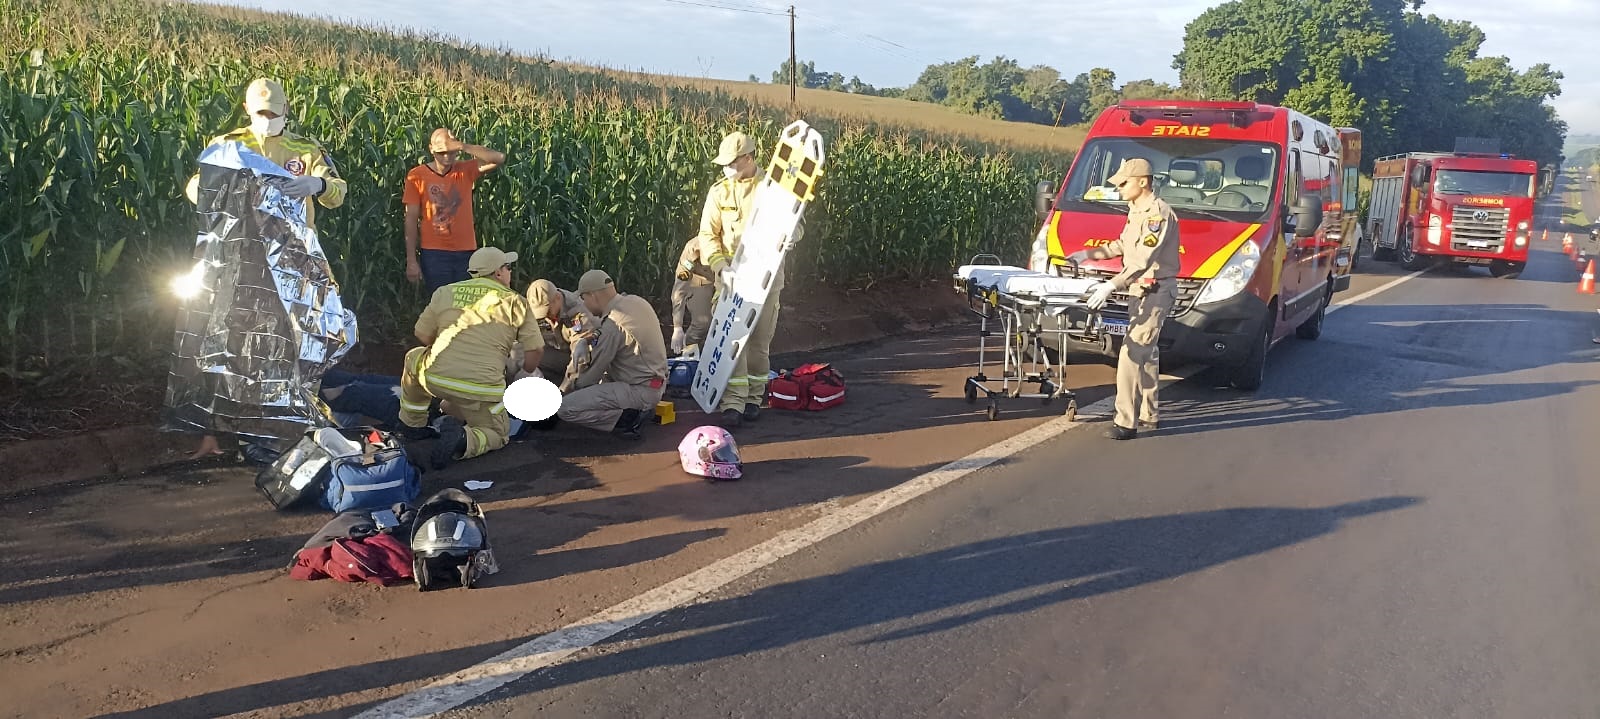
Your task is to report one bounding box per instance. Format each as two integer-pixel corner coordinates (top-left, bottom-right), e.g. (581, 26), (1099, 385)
(436, 247), (1600, 718)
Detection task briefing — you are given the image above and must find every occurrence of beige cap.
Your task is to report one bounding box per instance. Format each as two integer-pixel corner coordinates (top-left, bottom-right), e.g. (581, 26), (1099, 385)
(576, 269), (614, 294)
(526, 278), (558, 317)
(1108, 158), (1154, 186)
(429, 128), (458, 154)
(467, 246), (518, 276)
(244, 78), (287, 116)
(713, 131), (757, 165)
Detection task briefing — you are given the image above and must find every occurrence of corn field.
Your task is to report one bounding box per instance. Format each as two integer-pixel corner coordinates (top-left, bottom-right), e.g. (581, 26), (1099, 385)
(0, 0), (1071, 376)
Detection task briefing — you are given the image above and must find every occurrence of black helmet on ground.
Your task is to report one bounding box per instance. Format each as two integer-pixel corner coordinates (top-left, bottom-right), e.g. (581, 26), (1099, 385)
(408, 488), (494, 590)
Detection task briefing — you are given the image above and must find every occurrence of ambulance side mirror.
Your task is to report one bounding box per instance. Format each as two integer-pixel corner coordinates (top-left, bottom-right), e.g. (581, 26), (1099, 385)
(1034, 181), (1055, 221)
(1291, 195), (1323, 238)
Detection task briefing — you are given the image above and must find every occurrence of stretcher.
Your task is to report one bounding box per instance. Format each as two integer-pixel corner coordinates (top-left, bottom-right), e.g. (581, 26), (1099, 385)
(952, 255), (1131, 421)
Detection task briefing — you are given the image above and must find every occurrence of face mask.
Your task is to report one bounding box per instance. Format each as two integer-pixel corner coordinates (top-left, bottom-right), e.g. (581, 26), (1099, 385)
(251, 114), (286, 137)
(723, 165), (741, 180)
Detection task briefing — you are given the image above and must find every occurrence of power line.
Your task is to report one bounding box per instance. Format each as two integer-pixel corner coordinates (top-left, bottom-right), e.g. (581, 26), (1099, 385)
(661, 0), (789, 17)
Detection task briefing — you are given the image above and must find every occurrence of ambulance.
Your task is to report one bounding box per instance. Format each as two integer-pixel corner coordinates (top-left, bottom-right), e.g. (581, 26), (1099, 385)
(1027, 100), (1355, 390)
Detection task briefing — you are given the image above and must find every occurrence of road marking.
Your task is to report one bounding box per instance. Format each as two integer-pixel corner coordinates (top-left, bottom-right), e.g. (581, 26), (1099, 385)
(356, 269), (1426, 718)
(1327, 269), (1427, 315)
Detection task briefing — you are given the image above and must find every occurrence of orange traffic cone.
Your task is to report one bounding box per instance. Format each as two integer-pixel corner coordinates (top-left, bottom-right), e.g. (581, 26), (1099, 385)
(1543, 229), (1550, 243)
(1581, 260), (1596, 295)
(1565, 234), (1576, 257)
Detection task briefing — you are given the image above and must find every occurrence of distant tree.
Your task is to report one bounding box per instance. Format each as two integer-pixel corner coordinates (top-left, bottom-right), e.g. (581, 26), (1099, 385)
(1171, 0), (1566, 165)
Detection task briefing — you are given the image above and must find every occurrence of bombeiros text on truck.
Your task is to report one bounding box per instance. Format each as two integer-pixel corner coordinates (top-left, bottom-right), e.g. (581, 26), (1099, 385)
(1026, 100), (1358, 390)
(1366, 138), (1537, 278)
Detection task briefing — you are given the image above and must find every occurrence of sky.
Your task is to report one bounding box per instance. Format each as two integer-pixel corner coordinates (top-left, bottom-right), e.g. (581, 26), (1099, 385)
(206, 0), (1599, 136)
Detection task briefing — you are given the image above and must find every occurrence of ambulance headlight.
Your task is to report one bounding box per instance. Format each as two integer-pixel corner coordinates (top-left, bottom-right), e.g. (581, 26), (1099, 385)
(1427, 214), (1443, 245)
(1517, 220), (1530, 231)
(1196, 238), (1262, 305)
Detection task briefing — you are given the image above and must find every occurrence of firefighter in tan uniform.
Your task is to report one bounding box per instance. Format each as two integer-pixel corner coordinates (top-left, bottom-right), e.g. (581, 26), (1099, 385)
(185, 78), (347, 228)
(181, 77), (348, 461)
(556, 270), (669, 440)
(1065, 158), (1181, 440)
(697, 130), (800, 428)
(515, 279), (599, 381)
(670, 236), (716, 356)
(399, 247), (542, 468)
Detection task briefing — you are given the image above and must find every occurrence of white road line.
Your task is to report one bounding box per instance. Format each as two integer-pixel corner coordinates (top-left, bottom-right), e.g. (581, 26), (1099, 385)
(1327, 269), (1427, 315)
(357, 271), (1424, 719)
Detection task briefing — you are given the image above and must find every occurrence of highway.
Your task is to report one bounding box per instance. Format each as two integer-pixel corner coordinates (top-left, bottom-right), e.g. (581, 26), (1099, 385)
(406, 254), (1600, 714)
(6, 206), (1600, 718)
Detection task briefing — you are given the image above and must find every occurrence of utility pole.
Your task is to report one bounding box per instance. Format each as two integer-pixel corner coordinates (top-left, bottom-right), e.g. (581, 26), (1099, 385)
(788, 5), (797, 109)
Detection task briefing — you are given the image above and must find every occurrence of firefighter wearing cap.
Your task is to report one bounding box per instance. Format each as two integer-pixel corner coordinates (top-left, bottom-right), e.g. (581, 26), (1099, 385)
(670, 236), (716, 355)
(513, 278), (599, 381)
(181, 77), (347, 461)
(695, 130), (800, 428)
(556, 269), (669, 440)
(398, 246), (542, 468)
(1064, 157), (1180, 440)
(404, 128), (508, 294)
(185, 78), (346, 229)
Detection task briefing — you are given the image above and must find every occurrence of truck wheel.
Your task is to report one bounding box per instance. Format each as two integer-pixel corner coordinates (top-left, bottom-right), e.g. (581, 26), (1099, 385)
(1296, 283), (1330, 340)
(1489, 260), (1524, 279)
(1229, 310), (1274, 391)
(1398, 228), (1432, 271)
(1372, 232), (1396, 262)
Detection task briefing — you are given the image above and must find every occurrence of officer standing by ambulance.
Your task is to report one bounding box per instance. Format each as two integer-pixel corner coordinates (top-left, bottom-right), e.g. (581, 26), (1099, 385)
(1065, 158), (1180, 440)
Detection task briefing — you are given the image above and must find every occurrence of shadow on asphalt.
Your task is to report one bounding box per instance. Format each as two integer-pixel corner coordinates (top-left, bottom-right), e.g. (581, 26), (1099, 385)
(88, 497), (1421, 719)
(1149, 301), (1600, 438)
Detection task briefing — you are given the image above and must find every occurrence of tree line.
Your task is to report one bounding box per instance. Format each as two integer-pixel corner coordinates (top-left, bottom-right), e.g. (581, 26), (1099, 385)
(759, 0), (1567, 167)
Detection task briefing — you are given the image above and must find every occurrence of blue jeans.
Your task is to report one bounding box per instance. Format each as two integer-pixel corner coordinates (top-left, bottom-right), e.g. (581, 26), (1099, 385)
(321, 370), (409, 429)
(420, 249), (473, 295)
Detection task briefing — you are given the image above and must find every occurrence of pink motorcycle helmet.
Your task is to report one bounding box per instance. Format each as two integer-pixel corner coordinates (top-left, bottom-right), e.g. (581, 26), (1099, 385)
(679, 425), (742, 481)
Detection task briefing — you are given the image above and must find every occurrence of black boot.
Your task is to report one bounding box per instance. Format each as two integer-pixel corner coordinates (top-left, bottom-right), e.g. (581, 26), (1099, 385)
(742, 403), (762, 422)
(611, 409), (645, 441)
(1104, 424), (1138, 441)
(432, 417), (467, 469)
(398, 423), (438, 442)
(718, 409), (743, 429)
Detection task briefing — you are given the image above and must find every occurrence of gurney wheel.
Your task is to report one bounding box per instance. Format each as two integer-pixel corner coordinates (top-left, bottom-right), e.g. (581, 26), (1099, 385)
(964, 381), (977, 404)
(986, 401), (1000, 422)
(1064, 400), (1078, 422)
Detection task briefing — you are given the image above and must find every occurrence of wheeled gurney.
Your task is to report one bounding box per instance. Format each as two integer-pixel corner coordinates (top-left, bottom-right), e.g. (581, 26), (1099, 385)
(952, 255), (1131, 421)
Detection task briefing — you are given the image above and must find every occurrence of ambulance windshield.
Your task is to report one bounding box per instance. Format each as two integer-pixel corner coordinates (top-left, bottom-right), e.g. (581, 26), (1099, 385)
(1061, 138), (1281, 222)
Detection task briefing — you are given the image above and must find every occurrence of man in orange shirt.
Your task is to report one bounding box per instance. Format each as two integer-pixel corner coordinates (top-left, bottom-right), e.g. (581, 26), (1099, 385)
(403, 128), (507, 294)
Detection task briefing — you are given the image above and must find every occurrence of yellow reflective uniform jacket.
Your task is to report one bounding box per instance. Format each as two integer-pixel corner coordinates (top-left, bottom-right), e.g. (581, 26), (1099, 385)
(185, 127), (348, 229)
(414, 278), (542, 400)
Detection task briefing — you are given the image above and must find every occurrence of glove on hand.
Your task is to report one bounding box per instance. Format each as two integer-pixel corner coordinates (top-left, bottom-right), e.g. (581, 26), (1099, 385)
(1085, 281), (1116, 311)
(281, 175), (325, 199)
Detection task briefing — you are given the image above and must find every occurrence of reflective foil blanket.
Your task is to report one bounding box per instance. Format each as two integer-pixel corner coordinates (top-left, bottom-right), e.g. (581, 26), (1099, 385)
(161, 141), (359, 451)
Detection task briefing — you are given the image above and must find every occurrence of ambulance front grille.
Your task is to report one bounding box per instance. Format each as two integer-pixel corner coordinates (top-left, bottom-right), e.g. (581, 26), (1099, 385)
(1081, 269), (1205, 317)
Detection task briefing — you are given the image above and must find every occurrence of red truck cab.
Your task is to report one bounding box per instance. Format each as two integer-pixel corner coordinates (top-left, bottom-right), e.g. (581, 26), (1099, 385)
(1368, 151), (1538, 277)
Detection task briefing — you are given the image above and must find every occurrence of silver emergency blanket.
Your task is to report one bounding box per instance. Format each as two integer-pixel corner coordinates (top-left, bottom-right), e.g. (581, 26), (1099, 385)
(161, 141), (358, 451)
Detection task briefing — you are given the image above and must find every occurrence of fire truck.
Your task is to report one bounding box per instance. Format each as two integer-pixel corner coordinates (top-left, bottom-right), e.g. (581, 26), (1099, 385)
(1367, 145), (1538, 278)
(1027, 100), (1354, 390)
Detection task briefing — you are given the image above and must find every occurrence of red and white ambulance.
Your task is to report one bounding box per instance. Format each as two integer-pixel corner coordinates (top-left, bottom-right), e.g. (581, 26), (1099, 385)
(1027, 100), (1355, 390)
